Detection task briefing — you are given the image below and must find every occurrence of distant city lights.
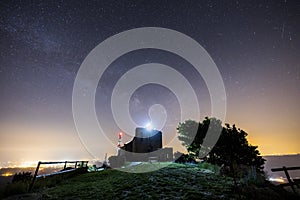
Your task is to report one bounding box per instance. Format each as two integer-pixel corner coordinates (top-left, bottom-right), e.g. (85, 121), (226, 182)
(269, 177), (286, 183)
(1, 172), (13, 177)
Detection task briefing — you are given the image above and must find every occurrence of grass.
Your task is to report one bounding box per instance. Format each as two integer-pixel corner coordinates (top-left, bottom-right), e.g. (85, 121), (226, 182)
(6, 162), (299, 199)
(42, 163), (236, 199)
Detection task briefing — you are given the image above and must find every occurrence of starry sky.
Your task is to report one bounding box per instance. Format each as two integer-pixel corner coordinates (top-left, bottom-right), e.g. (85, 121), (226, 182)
(0, 0), (299, 164)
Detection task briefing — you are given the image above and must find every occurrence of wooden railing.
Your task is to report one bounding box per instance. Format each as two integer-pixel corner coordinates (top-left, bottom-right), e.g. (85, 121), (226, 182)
(28, 160), (88, 191)
(271, 166), (300, 194)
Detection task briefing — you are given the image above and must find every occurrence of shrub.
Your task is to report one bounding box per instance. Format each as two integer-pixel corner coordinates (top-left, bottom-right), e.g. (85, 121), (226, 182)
(12, 172), (33, 183)
(4, 182), (28, 197)
(2, 171), (33, 196)
(175, 154), (196, 163)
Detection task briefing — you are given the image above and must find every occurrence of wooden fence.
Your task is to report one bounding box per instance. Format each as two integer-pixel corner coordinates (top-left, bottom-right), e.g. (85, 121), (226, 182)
(28, 160), (88, 191)
(271, 166), (300, 194)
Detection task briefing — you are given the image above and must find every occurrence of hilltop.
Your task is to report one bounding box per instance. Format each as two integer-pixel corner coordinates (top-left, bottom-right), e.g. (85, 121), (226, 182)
(21, 162), (297, 200)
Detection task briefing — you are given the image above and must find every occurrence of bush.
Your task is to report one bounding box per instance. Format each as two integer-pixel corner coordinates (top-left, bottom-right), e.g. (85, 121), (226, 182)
(2, 171), (33, 196)
(12, 172), (33, 183)
(4, 182), (28, 197)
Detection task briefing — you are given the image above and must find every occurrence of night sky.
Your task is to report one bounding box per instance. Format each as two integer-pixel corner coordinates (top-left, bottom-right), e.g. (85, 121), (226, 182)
(0, 0), (299, 165)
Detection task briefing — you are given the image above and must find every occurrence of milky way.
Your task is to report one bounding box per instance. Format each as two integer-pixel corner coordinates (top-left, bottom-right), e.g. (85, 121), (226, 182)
(0, 0), (299, 162)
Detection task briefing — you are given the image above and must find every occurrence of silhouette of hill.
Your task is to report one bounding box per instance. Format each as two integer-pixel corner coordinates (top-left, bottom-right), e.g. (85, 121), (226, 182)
(30, 163), (299, 199)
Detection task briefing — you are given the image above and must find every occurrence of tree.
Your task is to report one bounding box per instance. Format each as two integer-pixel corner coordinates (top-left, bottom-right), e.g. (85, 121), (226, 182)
(208, 123), (265, 173)
(177, 117), (222, 159)
(177, 117), (265, 173)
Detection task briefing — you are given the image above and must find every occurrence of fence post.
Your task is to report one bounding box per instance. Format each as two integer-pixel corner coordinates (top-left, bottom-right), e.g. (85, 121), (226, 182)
(28, 161), (41, 192)
(282, 166), (296, 194)
(64, 161), (67, 170)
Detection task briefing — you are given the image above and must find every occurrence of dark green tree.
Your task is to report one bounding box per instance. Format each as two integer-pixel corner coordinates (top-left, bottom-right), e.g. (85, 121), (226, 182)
(177, 117), (265, 173)
(208, 123), (265, 173)
(177, 117), (222, 158)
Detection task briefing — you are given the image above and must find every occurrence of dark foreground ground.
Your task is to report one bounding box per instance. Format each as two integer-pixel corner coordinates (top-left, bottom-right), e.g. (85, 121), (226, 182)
(3, 163), (300, 200)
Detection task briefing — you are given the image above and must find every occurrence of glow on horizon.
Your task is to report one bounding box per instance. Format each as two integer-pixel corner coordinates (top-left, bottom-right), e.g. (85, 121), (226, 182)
(1, 118), (300, 166)
(262, 153), (300, 156)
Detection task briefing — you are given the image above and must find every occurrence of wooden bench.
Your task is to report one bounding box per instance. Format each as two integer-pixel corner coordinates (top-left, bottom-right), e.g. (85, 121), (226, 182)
(271, 166), (300, 194)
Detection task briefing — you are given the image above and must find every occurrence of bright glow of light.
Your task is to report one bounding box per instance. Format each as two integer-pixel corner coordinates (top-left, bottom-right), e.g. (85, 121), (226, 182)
(145, 122), (153, 131)
(269, 177), (285, 183)
(1, 172), (13, 177)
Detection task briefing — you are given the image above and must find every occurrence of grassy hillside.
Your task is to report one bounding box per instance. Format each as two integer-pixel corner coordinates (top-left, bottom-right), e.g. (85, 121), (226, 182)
(34, 162), (298, 200)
